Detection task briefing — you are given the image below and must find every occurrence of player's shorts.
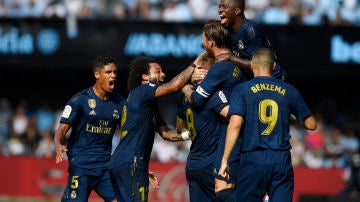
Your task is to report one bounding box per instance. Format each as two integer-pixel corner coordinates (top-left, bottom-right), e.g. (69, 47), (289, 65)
(186, 164), (216, 202)
(109, 160), (149, 202)
(235, 150), (293, 202)
(61, 166), (115, 202)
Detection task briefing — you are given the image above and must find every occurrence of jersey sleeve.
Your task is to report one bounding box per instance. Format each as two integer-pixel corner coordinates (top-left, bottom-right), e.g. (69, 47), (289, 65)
(206, 90), (228, 114)
(291, 87), (312, 121)
(59, 95), (82, 126)
(192, 63), (226, 107)
(227, 84), (246, 117)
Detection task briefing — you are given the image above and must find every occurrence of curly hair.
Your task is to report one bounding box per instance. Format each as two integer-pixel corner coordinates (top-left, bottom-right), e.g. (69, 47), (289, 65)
(127, 56), (157, 91)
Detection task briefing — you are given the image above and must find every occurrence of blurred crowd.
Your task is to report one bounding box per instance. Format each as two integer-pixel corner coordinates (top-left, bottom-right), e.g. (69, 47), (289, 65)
(0, 0), (359, 26)
(0, 96), (359, 169)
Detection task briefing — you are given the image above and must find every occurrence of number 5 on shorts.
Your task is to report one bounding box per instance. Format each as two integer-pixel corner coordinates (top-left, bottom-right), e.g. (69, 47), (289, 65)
(70, 176), (79, 189)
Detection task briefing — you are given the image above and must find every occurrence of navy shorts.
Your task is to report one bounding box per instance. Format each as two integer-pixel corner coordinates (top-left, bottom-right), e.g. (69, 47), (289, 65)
(235, 150), (294, 202)
(61, 166), (115, 202)
(110, 161), (149, 202)
(186, 164), (217, 202)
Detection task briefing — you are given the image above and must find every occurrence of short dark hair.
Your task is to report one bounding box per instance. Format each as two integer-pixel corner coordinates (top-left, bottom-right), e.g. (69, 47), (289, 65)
(202, 20), (231, 49)
(231, 0), (245, 12)
(252, 48), (275, 69)
(93, 55), (116, 72)
(127, 56), (157, 91)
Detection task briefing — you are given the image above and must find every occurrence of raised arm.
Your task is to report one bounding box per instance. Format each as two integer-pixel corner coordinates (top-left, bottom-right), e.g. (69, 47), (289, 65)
(154, 64), (195, 98)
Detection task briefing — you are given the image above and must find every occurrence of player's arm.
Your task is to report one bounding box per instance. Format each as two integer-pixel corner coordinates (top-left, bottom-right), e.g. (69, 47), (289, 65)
(154, 64), (195, 98)
(303, 115), (317, 130)
(176, 116), (186, 132)
(157, 125), (191, 142)
(219, 105), (229, 119)
(218, 114), (243, 180)
(215, 53), (251, 70)
(181, 84), (194, 105)
(54, 123), (71, 164)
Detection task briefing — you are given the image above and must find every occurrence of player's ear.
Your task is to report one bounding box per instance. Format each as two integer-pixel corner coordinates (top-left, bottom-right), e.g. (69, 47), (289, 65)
(142, 74), (149, 82)
(235, 8), (241, 16)
(94, 71), (100, 79)
(250, 61), (255, 71)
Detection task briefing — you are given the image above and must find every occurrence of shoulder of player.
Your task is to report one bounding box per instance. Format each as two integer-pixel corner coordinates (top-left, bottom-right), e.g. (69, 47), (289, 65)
(67, 88), (90, 103)
(211, 60), (234, 70)
(128, 83), (157, 100)
(240, 18), (264, 38)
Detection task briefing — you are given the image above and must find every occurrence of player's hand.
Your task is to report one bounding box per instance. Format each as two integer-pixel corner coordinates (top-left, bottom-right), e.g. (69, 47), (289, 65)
(215, 53), (232, 62)
(191, 67), (208, 84)
(193, 51), (207, 65)
(149, 170), (159, 190)
(182, 84), (193, 94)
(218, 162), (230, 181)
(55, 144), (68, 164)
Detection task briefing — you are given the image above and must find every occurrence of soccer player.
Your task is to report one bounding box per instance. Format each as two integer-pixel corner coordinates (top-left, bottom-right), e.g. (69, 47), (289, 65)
(182, 20), (244, 201)
(218, 48), (317, 202)
(216, 0), (288, 81)
(178, 52), (232, 202)
(108, 56), (196, 202)
(54, 55), (124, 202)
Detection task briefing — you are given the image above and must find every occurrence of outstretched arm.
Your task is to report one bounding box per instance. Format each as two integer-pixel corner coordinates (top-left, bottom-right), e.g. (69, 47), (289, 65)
(215, 53), (251, 70)
(157, 124), (192, 142)
(154, 64), (195, 98)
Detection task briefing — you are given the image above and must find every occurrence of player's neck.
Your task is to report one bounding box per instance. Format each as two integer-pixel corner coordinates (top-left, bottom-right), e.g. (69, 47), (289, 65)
(214, 49), (231, 58)
(233, 15), (244, 31)
(93, 85), (109, 100)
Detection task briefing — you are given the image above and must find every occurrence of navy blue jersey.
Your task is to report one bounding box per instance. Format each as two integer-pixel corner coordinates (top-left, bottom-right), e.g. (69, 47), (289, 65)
(60, 87), (124, 169)
(228, 76), (311, 152)
(109, 84), (166, 169)
(192, 60), (246, 107)
(231, 18), (287, 81)
(178, 89), (228, 170)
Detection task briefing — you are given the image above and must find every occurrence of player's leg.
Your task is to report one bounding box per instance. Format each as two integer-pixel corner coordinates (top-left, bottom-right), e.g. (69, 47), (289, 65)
(267, 150), (294, 202)
(186, 164), (216, 202)
(213, 134), (238, 201)
(61, 167), (92, 202)
(109, 163), (133, 202)
(132, 160), (149, 202)
(93, 169), (116, 202)
(235, 151), (269, 202)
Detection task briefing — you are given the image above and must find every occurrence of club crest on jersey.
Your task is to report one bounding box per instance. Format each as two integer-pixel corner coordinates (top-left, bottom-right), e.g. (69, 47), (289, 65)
(113, 109), (119, 119)
(238, 40), (244, 49)
(88, 99), (96, 109)
(218, 91), (228, 103)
